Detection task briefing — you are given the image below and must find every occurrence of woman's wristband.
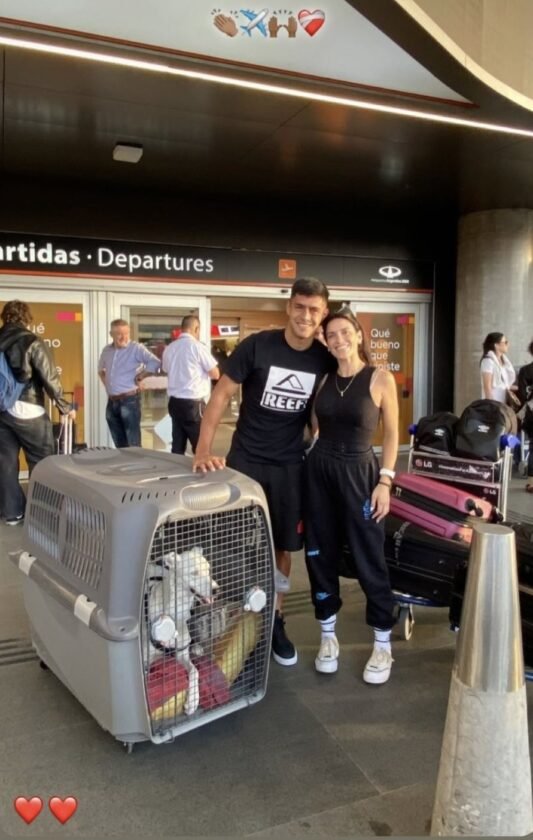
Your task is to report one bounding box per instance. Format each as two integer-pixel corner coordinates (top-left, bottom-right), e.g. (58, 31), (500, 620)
(378, 481), (392, 490)
(380, 468), (396, 480)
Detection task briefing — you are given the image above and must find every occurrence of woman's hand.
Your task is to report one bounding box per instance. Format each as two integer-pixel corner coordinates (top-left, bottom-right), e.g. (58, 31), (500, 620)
(371, 483), (391, 522)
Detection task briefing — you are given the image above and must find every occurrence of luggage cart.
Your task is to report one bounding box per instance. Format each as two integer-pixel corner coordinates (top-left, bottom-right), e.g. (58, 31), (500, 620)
(392, 427), (516, 640)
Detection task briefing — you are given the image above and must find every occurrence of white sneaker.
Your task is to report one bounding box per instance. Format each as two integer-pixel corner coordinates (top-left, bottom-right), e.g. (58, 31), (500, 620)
(315, 636), (339, 674)
(363, 646), (393, 684)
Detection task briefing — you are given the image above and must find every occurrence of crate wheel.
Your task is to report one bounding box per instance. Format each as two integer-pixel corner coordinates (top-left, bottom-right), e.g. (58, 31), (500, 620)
(398, 605), (415, 640)
(123, 742), (134, 755)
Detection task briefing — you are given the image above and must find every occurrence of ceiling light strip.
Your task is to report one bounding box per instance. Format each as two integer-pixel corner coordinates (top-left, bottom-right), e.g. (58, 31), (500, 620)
(1, 33), (533, 139)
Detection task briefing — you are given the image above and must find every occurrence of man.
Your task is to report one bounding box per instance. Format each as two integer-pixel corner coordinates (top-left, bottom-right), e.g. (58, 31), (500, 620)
(0, 299), (76, 524)
(193, 277), (331, 666)
(162, 315), (219, 455)
(98, 319), (160, 448)
(518, 339), (533, 492)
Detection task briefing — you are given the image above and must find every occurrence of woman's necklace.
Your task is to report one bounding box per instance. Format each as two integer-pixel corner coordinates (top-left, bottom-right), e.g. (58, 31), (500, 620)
(335, 366), (364, 398)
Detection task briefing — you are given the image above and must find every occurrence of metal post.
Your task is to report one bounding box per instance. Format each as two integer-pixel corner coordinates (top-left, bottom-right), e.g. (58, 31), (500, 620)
(431, 523), (533, 837)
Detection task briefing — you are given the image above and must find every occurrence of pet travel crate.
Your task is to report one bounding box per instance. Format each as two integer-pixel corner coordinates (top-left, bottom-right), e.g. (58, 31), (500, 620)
(10, 448), (275, 751)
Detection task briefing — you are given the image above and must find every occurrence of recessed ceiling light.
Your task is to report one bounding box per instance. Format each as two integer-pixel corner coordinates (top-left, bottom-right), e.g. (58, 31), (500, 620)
(113, 143), (143, 163)
(2, 34), (533, 139)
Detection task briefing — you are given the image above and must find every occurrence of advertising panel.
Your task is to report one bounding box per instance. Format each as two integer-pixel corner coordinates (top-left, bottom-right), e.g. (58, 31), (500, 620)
(357, 311), (415, 446)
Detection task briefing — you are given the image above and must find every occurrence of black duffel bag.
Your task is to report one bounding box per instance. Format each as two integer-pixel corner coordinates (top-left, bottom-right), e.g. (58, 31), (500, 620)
(454, 399), (517, 462)
(414, 411), (458, 454)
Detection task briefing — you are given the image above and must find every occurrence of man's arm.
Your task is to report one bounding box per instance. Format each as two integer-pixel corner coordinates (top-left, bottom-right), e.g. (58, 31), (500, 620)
(30, 341), (75, 417)
(193, 374), (239, 472)
(517, 368), (529, 405)
(137, 342), (161, 373)
(208, 365), (220, 381)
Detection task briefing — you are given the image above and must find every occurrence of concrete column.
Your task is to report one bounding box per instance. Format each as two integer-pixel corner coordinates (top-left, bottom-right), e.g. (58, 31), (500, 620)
(455, 209), (533, 413)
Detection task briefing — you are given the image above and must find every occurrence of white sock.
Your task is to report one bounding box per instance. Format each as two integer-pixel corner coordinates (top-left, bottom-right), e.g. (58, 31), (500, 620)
(373, 628), (392, 653)
(319, 616), (337, 641)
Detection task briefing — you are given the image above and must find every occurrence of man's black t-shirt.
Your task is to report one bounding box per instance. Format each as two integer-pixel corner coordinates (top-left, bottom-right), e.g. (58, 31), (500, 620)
(224, 329), (331, 464)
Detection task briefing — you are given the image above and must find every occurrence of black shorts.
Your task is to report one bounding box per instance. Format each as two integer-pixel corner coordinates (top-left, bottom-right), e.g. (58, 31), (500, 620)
(227, 449), (304, 552)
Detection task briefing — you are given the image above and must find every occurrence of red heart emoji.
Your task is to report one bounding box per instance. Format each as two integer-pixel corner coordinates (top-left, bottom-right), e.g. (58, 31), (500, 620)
(49, 796), (78, 824)
(14, 796), (43, 824)
(298, 9), (325, 36)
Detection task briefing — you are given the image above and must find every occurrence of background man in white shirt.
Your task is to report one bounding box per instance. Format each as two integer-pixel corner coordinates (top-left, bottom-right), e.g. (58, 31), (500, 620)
(162, 315), (219, 455)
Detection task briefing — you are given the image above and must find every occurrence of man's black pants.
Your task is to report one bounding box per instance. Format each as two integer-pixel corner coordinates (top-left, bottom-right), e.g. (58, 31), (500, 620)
(168, 397), (205, 455)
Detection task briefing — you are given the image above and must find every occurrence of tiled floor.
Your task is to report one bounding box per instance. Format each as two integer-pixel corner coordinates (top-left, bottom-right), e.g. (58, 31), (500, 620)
(0, 465), (531, 836)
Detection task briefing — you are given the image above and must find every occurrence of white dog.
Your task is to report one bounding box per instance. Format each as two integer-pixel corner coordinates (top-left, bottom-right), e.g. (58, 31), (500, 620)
(147, 546), (218, 716)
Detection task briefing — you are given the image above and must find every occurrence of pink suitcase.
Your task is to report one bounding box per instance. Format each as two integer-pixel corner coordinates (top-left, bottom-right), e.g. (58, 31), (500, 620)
(389, 472), (495, 543)
(393, 473), (494, 519)
(389, 496), (473, 543)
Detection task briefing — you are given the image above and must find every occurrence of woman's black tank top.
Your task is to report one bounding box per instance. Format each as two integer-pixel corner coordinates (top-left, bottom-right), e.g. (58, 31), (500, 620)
(314, 365), (379, 452)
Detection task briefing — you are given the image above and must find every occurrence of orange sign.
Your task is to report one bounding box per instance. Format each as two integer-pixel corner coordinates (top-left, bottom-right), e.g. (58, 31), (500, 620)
(278, 259), (297, 279)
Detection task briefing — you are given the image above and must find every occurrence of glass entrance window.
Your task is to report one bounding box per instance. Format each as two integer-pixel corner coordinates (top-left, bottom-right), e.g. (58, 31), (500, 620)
(210, 298), (288, 432)
(128, 307), (198, 450)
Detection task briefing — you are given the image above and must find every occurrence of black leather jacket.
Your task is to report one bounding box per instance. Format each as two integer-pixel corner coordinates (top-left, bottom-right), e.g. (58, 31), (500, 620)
(0, 323), (71, 414)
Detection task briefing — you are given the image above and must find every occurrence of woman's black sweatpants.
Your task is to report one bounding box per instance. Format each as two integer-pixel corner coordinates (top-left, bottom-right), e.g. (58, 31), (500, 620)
(304, 443), (395, 630)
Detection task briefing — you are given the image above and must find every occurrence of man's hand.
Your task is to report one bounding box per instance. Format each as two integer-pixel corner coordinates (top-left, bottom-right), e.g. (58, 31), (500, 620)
(192, 452), (226, 473)
(61, 409), (77, 422)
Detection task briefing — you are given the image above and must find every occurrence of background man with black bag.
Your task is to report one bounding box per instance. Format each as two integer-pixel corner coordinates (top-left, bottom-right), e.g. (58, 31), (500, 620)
(518, 339), (533, 492)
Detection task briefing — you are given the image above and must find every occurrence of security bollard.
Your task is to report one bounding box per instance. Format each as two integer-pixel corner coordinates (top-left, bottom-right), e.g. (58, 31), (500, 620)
(431, 523), (533, 837)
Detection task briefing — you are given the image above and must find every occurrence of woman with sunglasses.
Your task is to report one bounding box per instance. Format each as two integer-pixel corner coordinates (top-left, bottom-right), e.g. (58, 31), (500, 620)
(304, 307), (399, 685)
(480, 332), (517, 404)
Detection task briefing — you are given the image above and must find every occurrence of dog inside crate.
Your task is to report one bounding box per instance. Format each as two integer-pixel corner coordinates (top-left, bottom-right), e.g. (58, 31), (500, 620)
(143, 505), (271, 729)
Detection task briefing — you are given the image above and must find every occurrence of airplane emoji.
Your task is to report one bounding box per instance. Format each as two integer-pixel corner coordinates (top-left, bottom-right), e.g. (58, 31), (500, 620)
(240, 8), (269, 36)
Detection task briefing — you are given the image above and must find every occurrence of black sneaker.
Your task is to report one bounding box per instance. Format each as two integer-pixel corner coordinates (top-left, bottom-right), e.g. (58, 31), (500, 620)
(272, 611), (298, 666)
(5, 514), (24, 526)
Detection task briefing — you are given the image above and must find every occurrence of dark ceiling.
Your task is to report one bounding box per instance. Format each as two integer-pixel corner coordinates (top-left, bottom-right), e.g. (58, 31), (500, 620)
(1, 4), (533, 216)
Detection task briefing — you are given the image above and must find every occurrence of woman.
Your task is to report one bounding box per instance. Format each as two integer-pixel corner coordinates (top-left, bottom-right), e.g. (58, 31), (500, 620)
(480, 332), (516, 403)
(305, 308), (399, 685)
(0, 300), (75, 524)
(517, 339), (533, 492)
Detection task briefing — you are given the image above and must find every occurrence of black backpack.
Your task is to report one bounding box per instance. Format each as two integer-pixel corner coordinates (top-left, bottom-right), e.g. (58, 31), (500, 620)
(454, 399), (517, 462)
(415, 412), (458, 454)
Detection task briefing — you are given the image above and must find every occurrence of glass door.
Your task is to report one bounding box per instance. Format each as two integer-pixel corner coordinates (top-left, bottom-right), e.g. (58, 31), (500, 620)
(110, 293), (208, 451)
(351, 301), (430, 448)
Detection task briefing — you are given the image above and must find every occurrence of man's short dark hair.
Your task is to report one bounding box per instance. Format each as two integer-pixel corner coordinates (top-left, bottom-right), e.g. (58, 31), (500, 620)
(290, 277), (329, 303)
(181, 315), (199, 331)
